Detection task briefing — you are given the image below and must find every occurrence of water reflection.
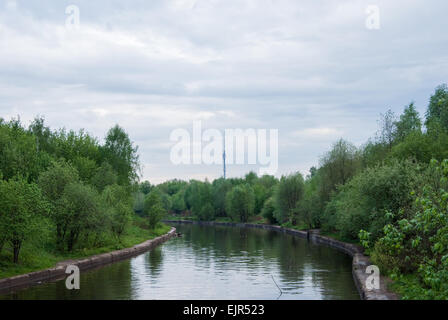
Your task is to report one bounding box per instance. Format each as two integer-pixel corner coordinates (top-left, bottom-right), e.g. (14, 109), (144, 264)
(0, 224), (359, 300)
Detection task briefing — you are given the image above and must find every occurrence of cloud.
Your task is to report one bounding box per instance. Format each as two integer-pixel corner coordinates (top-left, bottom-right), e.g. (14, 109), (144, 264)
(1, 0), (448, 182)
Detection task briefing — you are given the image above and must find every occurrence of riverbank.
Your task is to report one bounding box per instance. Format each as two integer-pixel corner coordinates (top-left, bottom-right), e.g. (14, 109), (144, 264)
(0, 225), (176, 293)
(164, 219), (398, 300)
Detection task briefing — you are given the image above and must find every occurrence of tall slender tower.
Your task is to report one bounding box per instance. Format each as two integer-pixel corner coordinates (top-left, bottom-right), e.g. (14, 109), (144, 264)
(223, 134), (226, 179)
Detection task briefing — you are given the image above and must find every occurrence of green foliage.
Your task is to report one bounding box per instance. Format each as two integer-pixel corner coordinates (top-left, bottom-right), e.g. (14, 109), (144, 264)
(144, 190), (167, 229)
(295, 173), (323, 228)
(102, 184), (133, 239)
(0, 119), (39, 181)
(261, 197), (277, 224)
(184, 180), (213, 218)
(371, 160), (448, 299)
(319, 139), (360, 203)
(198, 202), (215, 221)
(394, 102), (422, 142)
(133, 191), (145, 214)
(0, 178), (49, 263)
(273, 173), (304, 223)
(226, 184), (255, 222)
(426, 84), (448, 131)
(211, 178), (233, 217)
(139, 181), (152, 195)
(103, 125), (139, 185)
(91, 162), (118, 192)
(324, 160), (421, 241)
(57, 182), (104, 251)
(171, 191), (186, 213)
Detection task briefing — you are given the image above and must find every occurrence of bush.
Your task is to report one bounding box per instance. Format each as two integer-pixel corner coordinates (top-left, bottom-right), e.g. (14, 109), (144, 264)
(324, 160), (422, 241)
(226, 184), (255, 222)
(261, 197), (277, 224)
(273, 173), (304, 224)
(370, 159), (448, 299)
(144, 190), (166, 229)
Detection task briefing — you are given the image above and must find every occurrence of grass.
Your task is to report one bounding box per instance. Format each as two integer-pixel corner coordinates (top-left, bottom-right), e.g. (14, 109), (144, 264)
(0, 218), (171, 279)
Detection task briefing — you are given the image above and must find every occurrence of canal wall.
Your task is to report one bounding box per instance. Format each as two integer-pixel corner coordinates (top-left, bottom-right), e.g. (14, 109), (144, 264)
(0, 227), (177, 293)
(164, 220), (398, 300)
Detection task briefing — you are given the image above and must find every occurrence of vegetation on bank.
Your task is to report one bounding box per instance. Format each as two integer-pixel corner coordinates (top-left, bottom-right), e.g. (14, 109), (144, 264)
(0, 218), (169, 279)
(136, 84), (448, 299)
(0, 118), (168, 279)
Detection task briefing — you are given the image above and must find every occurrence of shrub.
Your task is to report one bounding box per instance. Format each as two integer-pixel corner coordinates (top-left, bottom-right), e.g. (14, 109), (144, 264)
(226, 184), (255, 222)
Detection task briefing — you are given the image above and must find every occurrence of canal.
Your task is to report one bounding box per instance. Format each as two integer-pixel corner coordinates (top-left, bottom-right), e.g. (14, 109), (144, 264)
(0, 223), (360, 300)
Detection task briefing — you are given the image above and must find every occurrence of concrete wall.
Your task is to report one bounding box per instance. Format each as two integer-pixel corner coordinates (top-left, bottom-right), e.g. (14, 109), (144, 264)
(0, 227), (177, 294)
(164, 220), (398, 300)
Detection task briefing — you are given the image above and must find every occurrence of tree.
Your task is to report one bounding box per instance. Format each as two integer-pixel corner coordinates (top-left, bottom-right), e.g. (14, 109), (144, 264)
(139, 181), (152, 195)
(91, 162), (118, 192)
(377, 109), (397, 150)
(425, 84), (448, 131)
(0, 178), (49, 263)
(0, 119), (39, 182)
(212, 178), (233, 217)
(394, 103), (422, 141)
(38, 161), (79, 250)
(273, 173), (305, 224)
(171, 191), (186, 213)
(57, 182), (102, 251)
(147, 204), (166, 230)
(319, 139), (360, 201)
(102, 184), (133, 239)
(103, 125), (139, 185)
(225, 184), (255, 222)
(261, 197), (277, 224)
(198, 202), (214, 221)
(144, 191), (166, 229)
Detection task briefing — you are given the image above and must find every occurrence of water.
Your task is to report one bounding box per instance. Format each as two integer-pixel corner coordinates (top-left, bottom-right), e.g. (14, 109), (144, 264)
(0, 224), (360, 300)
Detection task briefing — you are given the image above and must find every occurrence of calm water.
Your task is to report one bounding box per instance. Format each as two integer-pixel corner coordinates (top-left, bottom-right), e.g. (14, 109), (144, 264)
(0, 224), (360, 300)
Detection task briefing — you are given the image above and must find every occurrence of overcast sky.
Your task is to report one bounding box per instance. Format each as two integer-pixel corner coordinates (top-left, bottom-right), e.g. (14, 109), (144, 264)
(1, 0), (447, 184)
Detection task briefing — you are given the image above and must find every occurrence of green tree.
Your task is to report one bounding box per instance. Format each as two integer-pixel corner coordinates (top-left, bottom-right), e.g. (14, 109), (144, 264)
(57, 182), (102, 251)
(102, 184), (133, 239)
(377, 109), (397, 150)
(139, 181), (152, 195)
(103, 125), (139, 185)
(261, 197), (277, 224)
(171, 191), (186, 213)
(91, 162), (118, 192)
(425, 84), (448, 131)
(144, 191), (166, 229)
(226, 184), (255, 222)
(273, 173), (304, 224)
(0, 119), (39, 182)
(394, 102), (422, 141)
(38, 160), (79, 250)
(319, 139), (360, 201)
(0, 178), (49, 263)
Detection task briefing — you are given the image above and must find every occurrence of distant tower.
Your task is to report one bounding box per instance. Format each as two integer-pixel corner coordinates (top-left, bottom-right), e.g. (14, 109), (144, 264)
(223, 134), (226, 179)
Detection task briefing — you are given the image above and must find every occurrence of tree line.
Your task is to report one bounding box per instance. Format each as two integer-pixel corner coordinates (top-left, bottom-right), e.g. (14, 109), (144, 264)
(139, 84), (448, 299)
(0, 117), (164, 266)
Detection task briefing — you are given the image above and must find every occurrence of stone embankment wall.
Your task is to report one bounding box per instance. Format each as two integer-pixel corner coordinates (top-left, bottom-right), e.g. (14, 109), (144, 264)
(164, 220), (398, 300)
(0, 227), (177, 293)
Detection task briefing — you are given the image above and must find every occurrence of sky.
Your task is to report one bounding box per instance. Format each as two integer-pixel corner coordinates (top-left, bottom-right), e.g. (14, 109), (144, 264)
(1, 0), (447, 184)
